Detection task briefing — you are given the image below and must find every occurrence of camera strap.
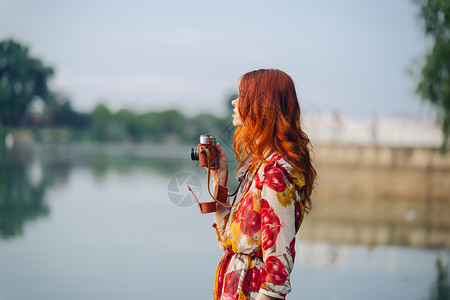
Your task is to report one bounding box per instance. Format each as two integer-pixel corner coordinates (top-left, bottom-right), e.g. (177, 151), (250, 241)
(187, 147), (258, 214)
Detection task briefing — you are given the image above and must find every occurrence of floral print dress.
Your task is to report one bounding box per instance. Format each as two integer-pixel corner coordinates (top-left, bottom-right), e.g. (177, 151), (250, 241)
(213, 153), (306, 300)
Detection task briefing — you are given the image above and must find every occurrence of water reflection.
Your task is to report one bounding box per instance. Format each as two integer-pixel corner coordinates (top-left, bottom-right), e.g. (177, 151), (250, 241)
(0, 147), (50, 238)
(303, 145), (450, 249)
(2, 143), (449, 246)
(430, 257), (450, 300)
(0, 143), (194, 239)
(1, 143), (449, 300)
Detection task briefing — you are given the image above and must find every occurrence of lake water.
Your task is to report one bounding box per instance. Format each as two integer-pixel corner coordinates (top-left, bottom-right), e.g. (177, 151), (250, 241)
(0, 143), (448, 300)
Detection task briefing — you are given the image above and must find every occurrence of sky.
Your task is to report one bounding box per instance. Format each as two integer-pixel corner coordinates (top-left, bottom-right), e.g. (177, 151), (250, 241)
(0, 0), (434, 119)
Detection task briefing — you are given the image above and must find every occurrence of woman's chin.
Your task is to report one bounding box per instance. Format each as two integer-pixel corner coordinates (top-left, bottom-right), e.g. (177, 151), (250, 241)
(232, 119), (243, 127)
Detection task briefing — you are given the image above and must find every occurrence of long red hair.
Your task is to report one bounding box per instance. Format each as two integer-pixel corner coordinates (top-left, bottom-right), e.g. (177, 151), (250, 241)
(233, 69), (316, 211)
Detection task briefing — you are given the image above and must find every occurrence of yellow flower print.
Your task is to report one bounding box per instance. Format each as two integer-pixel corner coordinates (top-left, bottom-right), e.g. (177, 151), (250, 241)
(252, 193), (261, 213)
(230, 220), (242, 252)
(246, 233), (261, 247)
(291, 170), (305, 188)
(238, 293), (248, 300)
(230, 211), (237, 223)
(277, 183), (295, 207)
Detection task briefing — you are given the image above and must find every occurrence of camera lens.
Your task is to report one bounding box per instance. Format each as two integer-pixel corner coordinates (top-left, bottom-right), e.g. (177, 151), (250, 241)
(191, 147), (199, 161)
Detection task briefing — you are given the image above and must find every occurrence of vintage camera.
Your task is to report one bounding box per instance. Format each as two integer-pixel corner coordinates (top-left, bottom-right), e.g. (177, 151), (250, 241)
(191, 134), (219, 170)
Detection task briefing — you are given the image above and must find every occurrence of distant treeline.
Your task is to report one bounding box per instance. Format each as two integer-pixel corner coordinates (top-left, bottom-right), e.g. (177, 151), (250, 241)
(0, 38), (236, 144)
(2, 101), (236, 144)
(87, 104), (235, 143)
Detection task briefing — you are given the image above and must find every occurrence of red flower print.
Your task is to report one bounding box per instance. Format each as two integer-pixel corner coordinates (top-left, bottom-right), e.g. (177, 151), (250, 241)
(215, 252), (234, 299)
(236, 192), (254, 220)
(255, 172), (263, 190)
(222, 293), (238, 300)
(242, 266), (261, 296)
(240, 210), (261, 237)
(276, 162), (293, 183)
(260, 265), (267, 285)
(266, 256), (288, 285)
(223, 271), (240, 299)
(262, 226), (279, 251)
(261, 199), (281, 250)
(270, 153), (283, 162)
(263, 164), (286, 193)
(289, 237), (296, 258)
(236, 192), (261, 237)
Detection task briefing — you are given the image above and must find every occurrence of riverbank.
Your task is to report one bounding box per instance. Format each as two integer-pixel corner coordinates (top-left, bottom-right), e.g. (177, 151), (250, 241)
(304, 144), (450, 249)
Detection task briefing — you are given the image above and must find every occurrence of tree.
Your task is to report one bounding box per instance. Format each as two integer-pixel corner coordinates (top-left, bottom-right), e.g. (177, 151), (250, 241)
(414, 0), (450, 153)
(46, 92), (92, 129)
(91, 104), (114, 141)
(0, 39), (54, 126)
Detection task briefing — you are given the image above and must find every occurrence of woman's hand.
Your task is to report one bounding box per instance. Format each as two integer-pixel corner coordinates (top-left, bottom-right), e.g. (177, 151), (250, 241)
(204, 143), (228, 187)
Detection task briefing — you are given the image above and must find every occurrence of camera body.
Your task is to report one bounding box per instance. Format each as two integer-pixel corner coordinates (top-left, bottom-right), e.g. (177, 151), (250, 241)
(191, 134), (219, 170)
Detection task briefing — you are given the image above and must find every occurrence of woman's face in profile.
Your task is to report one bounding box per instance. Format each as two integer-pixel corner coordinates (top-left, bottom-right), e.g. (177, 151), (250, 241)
(232, 98), (243, 127)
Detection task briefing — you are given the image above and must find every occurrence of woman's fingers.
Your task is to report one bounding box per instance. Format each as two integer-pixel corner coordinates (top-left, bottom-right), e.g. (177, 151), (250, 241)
(201, 143), (228, 186)
(216, 143), (227, 165)
(217, 143), (224, 153)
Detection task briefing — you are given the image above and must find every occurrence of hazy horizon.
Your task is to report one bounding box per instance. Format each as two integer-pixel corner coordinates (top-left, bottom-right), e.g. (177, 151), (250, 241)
(0, 0), (435, 119)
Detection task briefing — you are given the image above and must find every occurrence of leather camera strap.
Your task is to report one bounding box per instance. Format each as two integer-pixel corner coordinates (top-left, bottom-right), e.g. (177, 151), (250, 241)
(188, 148), (260, 214)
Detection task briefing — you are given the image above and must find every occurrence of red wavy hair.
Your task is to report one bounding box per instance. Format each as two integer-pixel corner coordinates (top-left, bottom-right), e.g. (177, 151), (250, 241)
(233, 69), (316, 211)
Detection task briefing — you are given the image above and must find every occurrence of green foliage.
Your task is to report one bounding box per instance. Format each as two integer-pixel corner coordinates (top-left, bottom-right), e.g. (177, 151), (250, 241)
(85, 103), (233, 144)
(46, 92), (92, 129)
(0, 39), (54, 126)
(414, 0), (450, 153)
(0, 38), (235, 143)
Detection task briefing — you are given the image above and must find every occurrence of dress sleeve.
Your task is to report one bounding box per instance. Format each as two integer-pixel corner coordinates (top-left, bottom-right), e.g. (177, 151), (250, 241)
(213, 162), (251, 251)
(213, 208), (231, 251)
(258, 162), (302, 299)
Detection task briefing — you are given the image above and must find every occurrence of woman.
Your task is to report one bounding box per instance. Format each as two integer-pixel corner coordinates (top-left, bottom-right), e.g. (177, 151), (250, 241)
(209, 69), (316, 300)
